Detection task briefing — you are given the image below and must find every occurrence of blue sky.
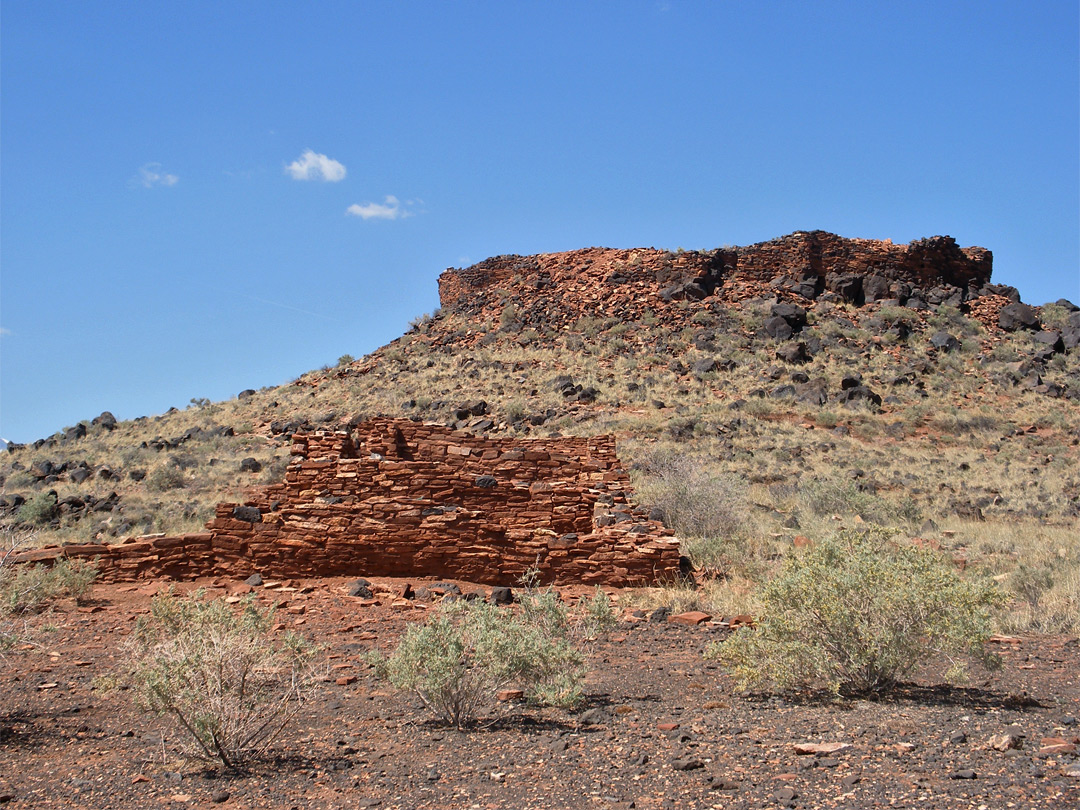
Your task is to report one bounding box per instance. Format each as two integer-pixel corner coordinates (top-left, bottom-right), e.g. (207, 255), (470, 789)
(1, 1), (1077, 443)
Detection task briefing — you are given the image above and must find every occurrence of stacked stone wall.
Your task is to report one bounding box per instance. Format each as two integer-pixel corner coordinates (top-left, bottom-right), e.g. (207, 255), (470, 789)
(17, 419), (680, 587)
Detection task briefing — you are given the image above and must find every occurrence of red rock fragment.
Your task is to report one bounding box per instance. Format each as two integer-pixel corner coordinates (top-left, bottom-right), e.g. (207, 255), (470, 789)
(669, 611), (711, 626)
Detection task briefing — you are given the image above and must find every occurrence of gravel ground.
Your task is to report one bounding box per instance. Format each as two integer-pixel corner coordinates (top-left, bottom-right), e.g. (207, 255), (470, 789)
(2, 576), (1077, 809)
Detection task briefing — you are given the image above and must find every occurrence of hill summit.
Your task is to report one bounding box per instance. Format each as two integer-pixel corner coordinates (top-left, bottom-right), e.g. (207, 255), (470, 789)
(436, 231), (1000, 337)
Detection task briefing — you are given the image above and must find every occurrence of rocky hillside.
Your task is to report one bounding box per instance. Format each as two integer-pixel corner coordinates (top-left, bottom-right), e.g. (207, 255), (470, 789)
(2, 231), (1078, 624)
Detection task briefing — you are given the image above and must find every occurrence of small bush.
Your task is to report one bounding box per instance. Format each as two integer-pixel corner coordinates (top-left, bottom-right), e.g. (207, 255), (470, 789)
(635, 453), (747, 554)
(798, 477), (894, 525)
(707, 528), (1005, 695)
(1, 530), (98, 650)
(16, 492), (58, 527)
(145, 464), (186, 492)
(125, 589), (322, 768)
(373, 594), (585, 729)
(579, 586), (617, 639)
(337, 354), (355, 366)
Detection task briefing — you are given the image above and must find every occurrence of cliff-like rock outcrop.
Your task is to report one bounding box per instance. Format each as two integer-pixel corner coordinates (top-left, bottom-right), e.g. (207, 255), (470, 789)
(437, 231), (993, 332)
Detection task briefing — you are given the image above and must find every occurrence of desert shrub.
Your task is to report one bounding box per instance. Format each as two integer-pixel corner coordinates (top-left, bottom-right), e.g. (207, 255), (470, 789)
(16, 492), (58, 526)
(1001, 544), (1080, 634)
(503, 399), (526, 422)
(373, 594), (585, 728)
(1, 530), (98, 650)
(337, 354), (355, 366)
(635, 453), (747, 558)
(145, 464), (186, 492)
(579, 586), (617, 639)
(125, 589), (322, 769)
(499, 303), (519, 329)
(707, 528), (1005, 695)
(797, 476), (895, 525)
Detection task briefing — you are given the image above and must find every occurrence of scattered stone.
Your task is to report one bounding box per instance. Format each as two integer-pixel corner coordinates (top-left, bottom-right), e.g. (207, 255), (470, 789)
(233, 505), (262, 523)
(669, 611), (711, 626)
(578, 707), (608, 725)
(245, 573), (263, 587)
(671, 757), (704, 771)
(775, 341), (811, 365)
(793, 742), (851, 756)
(949, 769), (978, 780)
(773, 786), (798, 806)
(489, 586), (513, 605)
(347, 579), (373, 598)
(930, 331), (961, 352)
(987, 725), (1025, 751)
(211, 790), (231, 803)
(239, 457), (262, 473)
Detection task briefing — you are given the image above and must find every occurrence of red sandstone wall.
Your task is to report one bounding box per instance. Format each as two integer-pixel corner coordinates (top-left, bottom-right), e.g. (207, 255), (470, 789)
(18, 419), (680, 587)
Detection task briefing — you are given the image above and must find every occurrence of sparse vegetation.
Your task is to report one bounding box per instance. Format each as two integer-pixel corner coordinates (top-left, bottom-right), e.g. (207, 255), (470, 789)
(708, 527), (1006, 695)
(1, 528), (98, 650)
(124, 588), (323, 769)
(372, 593), (585, 729)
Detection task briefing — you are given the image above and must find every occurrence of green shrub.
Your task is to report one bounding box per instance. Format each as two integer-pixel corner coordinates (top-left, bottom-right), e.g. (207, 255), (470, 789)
(373, 594), (585, 729)
(145, 464), (186, 492)
(125, 589), (322, 768)
(579, 586), (617, 639)
(797, 477), (895, 525)
(707, 528), (1005, 695)
(1, 531), (98, 650)
(16, 492), (58, 526)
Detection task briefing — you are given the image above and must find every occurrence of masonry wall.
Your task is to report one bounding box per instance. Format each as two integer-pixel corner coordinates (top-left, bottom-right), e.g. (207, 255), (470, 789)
(18, 419), (681, 587)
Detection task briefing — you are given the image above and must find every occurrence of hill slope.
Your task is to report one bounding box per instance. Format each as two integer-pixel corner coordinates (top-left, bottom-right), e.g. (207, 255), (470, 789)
(2, 231), (1078, 625)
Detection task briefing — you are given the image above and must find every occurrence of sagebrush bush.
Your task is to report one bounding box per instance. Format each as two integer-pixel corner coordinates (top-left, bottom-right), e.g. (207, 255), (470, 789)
(125, 589), (322, 768)
(579, 586), (617, 639)
(1, 529), (98, 650)
(373, 593), (585, 728)
(797, 477), (896, 525)
(708, 528), (1006, 695)
(635, 453), (747, 566)
(16, 492), (58, 526)
(145, 464), (186, 492)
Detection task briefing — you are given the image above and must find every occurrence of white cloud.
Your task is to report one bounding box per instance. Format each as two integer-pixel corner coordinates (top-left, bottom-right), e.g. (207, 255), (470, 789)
(0, 327), (11, 337)
(346, 195), (414, 221)
(135, 163), (179, 188)
(285, 149), (346, 182)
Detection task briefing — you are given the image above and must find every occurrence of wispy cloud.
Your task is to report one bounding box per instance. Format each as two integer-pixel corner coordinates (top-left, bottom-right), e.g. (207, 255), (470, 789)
(0, 327), (12, 337)
(243, 295), (335, 321)
(285, 149), (346, 182)
(346, 195), (415, 221)
(134, 163), (179, 188)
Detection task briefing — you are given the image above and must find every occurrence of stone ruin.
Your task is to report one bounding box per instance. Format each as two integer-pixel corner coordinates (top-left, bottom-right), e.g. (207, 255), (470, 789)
(17, 418), (681, 587)
(435, 230), (997, 333)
